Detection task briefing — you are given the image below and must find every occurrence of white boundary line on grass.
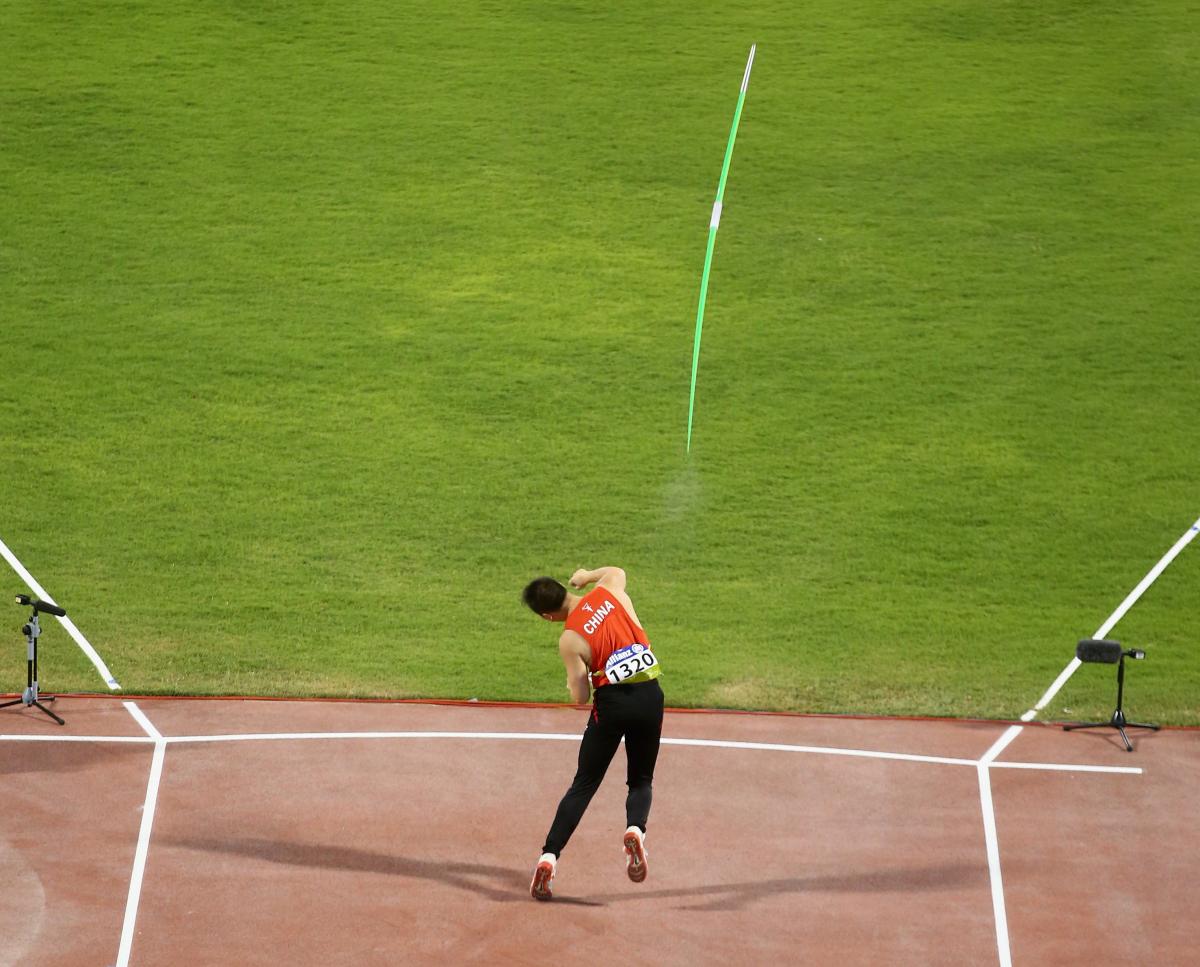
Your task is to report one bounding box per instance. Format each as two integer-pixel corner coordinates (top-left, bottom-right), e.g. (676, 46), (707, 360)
(0, 534), (121, 690)
(1021, 516), (1200, 722)
(116, 702), (166, 967)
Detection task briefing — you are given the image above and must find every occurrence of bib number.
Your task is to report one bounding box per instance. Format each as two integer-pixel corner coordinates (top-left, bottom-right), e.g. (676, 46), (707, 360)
(604, 644), (659, 684)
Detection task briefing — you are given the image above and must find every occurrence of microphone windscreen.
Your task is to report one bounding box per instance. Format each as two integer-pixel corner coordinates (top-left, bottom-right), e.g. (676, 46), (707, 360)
(33, 599), (67, 617)
(1076, 638), (1122, 664)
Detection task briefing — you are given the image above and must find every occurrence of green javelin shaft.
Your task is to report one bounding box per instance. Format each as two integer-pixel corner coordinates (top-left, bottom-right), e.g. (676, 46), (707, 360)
(687, 43), (756, 453)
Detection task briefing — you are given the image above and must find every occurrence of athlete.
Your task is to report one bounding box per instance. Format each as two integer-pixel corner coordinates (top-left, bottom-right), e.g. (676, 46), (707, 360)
(521, 566), (664, 901)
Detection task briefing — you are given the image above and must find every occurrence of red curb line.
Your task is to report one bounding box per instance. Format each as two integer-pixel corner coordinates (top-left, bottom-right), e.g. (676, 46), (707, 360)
(6, 691), (1200, 730)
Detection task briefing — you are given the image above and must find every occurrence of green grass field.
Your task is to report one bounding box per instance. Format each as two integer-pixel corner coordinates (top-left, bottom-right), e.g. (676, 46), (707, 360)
(2, 1), (1196, 723)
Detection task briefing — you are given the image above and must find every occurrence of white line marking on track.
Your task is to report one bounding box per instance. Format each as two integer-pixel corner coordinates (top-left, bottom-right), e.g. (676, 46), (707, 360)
(124, 702), (163, 740)
(663, 735), (974, 766)
(155, 730), (974, 767)
(116, 738), (165, 967)
(0, 726), (1151, 775)
(163, 730), (585, 745)
(116, 703), (166, 967)
(977, 763), (1013, 967)
(989, 761), (1141, 775)
(980, 725), (1023, 765)
(0, 534), (121, 690)
(0, 734), (154, 744)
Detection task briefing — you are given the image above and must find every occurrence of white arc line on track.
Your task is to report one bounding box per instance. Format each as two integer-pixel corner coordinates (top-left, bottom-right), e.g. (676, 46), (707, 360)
(116, 702), (166, 967)
(0, 733), (155, 743)
(153, 730), (979, 766)
(0, 727), (1140, 774)
(0, 534), (121, 690)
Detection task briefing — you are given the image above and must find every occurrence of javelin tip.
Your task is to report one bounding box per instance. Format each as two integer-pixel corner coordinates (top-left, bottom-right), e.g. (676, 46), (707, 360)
(741, 44), (756, 92)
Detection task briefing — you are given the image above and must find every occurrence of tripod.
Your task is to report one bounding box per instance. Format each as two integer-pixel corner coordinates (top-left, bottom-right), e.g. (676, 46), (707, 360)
(0, 598), (65, 725)
(1063, 647), (1157, 752)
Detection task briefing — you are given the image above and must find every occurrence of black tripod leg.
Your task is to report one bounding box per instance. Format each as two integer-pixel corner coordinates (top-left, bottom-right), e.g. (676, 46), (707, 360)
(32, 701), (65, 726)
(1116, 725), (1133, 752)
(1125, 722), (1160, 732)
(0, 698), (24, 710)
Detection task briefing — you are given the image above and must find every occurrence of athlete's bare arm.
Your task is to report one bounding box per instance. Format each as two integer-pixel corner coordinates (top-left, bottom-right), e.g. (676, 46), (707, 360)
(558, 631), (592, 704)
(569, 566), (625, 592)
(569, 566), (644, 630)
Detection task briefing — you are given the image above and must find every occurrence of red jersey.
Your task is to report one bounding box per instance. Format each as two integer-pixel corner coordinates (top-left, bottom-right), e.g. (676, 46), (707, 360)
(565, 587), (662, 688)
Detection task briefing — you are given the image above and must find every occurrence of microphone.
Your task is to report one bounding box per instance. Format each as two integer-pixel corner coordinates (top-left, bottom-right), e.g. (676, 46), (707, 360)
(1075, 639), (1123, 664)
(13, 594), (66, 617)
(1125, 649), (1146, 660)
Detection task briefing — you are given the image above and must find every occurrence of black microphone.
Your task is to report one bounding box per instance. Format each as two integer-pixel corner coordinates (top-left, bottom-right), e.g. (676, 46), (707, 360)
(13, 594), (66, 617)
(1075, 639), (1123, 664)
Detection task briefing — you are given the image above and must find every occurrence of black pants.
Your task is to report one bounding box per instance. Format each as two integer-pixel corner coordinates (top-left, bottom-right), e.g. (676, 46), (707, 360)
(542, 679), (664, 858)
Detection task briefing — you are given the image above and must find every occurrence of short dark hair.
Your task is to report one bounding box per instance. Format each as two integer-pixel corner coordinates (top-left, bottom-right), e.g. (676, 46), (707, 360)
(523, 576), (567, 615)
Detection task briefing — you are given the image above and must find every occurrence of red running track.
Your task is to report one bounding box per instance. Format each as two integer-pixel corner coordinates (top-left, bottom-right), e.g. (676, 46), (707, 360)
(1, 696), (1195, 966)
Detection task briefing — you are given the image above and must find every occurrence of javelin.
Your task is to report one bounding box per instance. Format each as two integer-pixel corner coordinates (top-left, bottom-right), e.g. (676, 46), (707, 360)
(686, 44), (756, 453)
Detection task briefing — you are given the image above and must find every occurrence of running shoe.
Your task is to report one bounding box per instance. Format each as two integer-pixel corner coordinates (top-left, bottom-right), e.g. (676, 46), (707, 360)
(623, 826), (648, 884)
(530, 852), (556, 901)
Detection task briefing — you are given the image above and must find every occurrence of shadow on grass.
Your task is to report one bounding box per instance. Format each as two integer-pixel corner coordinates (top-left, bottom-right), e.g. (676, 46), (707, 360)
(169, 836), (978, 911)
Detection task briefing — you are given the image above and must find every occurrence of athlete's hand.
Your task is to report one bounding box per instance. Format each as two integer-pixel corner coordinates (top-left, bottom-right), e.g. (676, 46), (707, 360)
(569, 569), (592, 589)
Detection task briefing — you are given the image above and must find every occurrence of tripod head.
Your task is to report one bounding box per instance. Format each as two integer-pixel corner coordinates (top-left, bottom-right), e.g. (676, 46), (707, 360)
(14, 594), (66, 618)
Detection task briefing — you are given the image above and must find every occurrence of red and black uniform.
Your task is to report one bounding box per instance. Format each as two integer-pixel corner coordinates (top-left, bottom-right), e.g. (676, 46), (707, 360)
(542, 587), (664, 858)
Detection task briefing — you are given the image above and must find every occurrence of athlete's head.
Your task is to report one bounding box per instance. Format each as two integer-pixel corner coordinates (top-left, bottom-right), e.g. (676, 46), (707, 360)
(523, 576), (568, 621)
